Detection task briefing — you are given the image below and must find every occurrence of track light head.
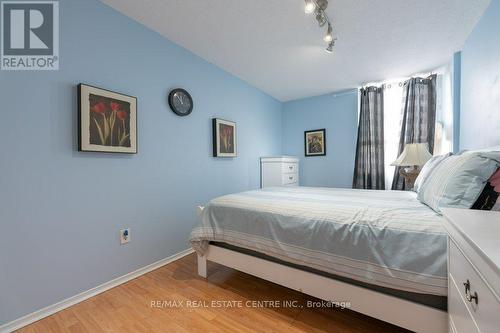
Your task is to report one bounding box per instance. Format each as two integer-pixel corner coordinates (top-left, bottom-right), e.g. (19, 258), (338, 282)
(326, 40), (335, 53)
(323, 23), (333, 42)
(316, 11), (327, 27)
(316, 0), (329, 11)
(304, 0), (316, 14)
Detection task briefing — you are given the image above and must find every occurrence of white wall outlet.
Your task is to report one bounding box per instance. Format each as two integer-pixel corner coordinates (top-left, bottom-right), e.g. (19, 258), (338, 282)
(120, 228), (131, 245)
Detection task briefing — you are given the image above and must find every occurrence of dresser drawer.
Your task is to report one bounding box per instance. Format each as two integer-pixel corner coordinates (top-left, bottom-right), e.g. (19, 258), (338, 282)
(282, 162), (298, 174)
(449, 240), (500, 333)
(448, 274), (480, 333)
(261, 157), (299, 188)
(282, 172), (298, 185)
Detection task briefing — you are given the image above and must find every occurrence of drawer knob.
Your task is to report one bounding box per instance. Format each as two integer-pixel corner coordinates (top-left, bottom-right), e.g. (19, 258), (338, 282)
(463, 279), (479, 305)
(289, 176), (293, 180)
(289, 166), (293, 170)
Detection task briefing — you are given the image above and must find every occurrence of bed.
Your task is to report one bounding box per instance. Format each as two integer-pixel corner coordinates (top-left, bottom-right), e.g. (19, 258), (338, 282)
(190, 186), (449, 333)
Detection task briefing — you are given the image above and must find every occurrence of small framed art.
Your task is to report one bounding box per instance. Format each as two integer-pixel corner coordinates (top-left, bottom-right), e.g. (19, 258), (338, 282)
(212, 118), (237, 157)
(304, 129), (326, 157)
(78, 84), (137, 153)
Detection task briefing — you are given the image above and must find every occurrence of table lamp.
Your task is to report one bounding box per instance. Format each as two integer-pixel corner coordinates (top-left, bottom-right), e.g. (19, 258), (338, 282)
(391, 143), (432, 189)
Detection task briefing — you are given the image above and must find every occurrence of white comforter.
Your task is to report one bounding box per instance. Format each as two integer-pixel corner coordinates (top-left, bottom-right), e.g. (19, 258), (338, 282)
(190, 186), (447, 296)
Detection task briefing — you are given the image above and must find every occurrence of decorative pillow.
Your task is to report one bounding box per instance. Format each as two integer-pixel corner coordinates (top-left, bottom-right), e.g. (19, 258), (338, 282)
(471, 168), (500, 211)
(493, 197), (500, 211)
(471, 182), (500, 210)
(417, 151), (500, 213)
(413, 152), (452, 193)
(489, 168), (500, 192)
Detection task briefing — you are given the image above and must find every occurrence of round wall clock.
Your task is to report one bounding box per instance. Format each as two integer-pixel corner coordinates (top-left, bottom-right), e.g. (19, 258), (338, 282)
(168, 88), (193, 116)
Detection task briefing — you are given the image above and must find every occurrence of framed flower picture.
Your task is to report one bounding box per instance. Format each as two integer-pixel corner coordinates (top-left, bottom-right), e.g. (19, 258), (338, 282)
(304, 129), (326, 156)
(78, 84), (137, 154)
(212, 118), (237, 157)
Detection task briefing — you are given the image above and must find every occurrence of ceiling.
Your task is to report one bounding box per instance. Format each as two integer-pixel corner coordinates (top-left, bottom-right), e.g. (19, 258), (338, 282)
(100, 0), (490, 102)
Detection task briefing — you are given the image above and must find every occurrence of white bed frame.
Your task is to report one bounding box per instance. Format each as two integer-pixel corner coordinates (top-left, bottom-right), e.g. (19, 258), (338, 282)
(195, 205), (447, 333)
(197, 246), (447, 333)
(195, 147), (500, 332)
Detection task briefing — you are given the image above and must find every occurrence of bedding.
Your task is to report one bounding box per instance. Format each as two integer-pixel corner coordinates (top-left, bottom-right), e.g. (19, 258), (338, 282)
(212, 241), (447, 309)
(190, 186), (447, 296)
(417, 151), (500, 213)
(413, 152), (452, 192)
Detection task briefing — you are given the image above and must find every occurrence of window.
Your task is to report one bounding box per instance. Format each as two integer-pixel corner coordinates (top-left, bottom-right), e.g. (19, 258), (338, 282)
(365, 63), (454, 189)
(383, 82), (405, 189)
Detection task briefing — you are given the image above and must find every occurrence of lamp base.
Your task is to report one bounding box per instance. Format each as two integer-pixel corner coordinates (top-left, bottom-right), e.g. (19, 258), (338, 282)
(399, 166), (420, 190)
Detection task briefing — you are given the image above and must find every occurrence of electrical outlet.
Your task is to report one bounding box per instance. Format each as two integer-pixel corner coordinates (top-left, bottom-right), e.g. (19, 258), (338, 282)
(120, 228), (131, 245)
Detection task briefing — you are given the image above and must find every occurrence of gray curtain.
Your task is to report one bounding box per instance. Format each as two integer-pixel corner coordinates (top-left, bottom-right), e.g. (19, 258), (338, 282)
(353, 86), (385, 190)
(391, 75), (437, 190)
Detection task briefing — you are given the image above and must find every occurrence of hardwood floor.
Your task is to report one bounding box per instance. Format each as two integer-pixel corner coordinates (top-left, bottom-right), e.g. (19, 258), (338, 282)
(17, 253), (410, 332)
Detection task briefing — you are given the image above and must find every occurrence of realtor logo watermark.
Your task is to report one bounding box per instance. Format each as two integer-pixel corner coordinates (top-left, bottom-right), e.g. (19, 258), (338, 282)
(1, 0), (59, 70)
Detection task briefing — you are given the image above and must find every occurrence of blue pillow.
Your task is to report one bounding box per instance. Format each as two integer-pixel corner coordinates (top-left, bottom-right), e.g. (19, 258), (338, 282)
(417, 151), (500, 213)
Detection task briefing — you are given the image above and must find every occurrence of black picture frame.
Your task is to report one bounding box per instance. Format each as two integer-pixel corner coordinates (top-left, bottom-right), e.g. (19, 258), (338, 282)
(78, 83), (138, 154)
(168, 88), (193, 116)
(212, 118), (237, 157)
(304, 129), (326, 157)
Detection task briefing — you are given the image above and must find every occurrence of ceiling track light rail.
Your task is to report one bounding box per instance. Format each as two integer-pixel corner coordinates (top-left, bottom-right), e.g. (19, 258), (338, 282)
(304, 0), (336, 53)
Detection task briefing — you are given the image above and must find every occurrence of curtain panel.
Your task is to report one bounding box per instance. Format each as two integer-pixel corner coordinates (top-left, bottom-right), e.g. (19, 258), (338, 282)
(391, 75), (437, 190)
(353, 86), (385, 190)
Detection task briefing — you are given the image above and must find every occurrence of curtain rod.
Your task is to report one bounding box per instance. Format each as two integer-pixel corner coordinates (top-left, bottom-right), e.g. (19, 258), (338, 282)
(360, 69), (442, 90)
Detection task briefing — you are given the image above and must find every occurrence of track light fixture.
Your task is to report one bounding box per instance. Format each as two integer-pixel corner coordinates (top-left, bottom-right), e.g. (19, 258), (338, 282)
(315, 12), (327, 27)
(323, 23), (333, 42)
(303, 0), (336, 53)
(325, 39), (335, 53)
(304, 0), (315, 14)
(316, 0), (329, 11)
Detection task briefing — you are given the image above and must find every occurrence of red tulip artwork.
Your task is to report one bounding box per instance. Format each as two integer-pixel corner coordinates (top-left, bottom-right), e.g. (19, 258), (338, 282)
(219, 124), (234, 153)
(79, 84), (137, 154)
(212, 118), (237, 157)
(89, 94), (131, 147)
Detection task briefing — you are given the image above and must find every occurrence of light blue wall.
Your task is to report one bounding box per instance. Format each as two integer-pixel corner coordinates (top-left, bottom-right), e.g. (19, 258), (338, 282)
(282, 90), (358, 188)
(452, 52), (461, 153)
(0, 0), (282, 324)
(460, 0), (500, 149)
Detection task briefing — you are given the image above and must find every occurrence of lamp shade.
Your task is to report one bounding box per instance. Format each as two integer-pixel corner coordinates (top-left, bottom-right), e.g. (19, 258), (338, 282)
(391, 143), (432, 167)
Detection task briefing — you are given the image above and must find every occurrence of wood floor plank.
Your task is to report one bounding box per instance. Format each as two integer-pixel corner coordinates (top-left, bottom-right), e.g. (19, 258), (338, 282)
(16, 253), (410, 332)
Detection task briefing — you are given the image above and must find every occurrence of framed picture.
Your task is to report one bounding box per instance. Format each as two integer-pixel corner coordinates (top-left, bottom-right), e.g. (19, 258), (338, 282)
(212, 118), (237, 157)
(78, 84), (137, 154)
(304, 129), (326, 156)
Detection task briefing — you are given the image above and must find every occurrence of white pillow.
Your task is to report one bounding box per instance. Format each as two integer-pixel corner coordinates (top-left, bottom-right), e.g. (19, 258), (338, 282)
(413, 153), (452, 193)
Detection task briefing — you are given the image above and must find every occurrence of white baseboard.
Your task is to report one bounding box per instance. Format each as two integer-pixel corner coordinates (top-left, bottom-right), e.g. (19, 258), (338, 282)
(0, 248), (194, 333)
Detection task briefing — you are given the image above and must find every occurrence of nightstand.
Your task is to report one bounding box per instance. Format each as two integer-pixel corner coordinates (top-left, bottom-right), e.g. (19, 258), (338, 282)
(442, 208), (500, 333)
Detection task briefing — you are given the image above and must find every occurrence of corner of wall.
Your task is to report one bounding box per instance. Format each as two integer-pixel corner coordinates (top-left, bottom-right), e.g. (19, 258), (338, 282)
(279, 101), (285, 154)
(452, 51), (461, 153)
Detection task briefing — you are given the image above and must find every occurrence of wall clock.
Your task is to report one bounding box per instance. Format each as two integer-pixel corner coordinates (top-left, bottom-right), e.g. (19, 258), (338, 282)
(168, 88), (193, 116)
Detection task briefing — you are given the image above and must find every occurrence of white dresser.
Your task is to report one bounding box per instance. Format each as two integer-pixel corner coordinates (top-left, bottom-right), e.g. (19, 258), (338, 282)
(442, 208), (500, 333)
(260, 156), (299, 188)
